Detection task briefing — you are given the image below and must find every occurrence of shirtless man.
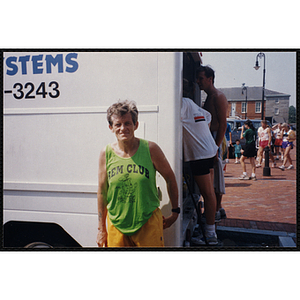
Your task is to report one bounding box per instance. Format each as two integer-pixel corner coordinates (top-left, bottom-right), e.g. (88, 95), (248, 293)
(196, 65), (228, 220)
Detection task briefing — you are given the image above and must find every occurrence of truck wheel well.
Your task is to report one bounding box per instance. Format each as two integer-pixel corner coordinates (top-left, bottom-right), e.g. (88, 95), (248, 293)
(3, 220), (82, 248)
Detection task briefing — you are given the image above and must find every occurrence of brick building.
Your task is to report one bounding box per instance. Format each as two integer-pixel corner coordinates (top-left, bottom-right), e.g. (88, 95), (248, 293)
(201, 86), (290, 123)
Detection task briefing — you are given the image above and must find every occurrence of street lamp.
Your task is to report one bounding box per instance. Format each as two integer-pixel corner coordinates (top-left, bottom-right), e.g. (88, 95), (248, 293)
(254, 52), (271, 176)
(241, 83), (248, 119)
(254, 52), (266, 120)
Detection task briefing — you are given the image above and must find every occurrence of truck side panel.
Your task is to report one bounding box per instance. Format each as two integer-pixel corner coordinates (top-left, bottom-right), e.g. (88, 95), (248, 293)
(3, 51), (183, 247)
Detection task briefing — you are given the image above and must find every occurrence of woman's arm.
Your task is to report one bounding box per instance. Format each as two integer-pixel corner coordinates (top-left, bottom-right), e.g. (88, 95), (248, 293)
(96, 147), (108, 247)
(149, 141), (179, 229)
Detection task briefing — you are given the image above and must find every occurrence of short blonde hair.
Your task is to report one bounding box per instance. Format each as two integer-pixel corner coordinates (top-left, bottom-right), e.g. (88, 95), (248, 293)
(107, 100), (139, 126)
(281, 123), (289, 129)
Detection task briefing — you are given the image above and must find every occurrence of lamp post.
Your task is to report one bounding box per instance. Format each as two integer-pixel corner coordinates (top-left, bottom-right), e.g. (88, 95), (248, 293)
(254, 52), (266, 120)
(254, 53), (271, 176)
(242, 83), (248, 119)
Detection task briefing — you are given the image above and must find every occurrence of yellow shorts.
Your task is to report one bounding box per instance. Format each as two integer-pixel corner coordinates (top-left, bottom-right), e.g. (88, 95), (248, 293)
(107, 208), (164, 247)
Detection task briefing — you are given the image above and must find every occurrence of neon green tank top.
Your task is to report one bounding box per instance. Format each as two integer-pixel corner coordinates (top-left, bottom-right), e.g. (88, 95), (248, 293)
(106, 139), (160, 236)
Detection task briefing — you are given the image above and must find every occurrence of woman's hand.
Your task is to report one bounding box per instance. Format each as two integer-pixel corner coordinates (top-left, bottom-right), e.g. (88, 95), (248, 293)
(162, 213), (178, 229)
(96, 229), (107, 247)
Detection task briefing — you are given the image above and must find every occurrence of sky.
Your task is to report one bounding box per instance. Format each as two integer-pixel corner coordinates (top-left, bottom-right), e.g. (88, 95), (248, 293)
(200, 51), (297, 107)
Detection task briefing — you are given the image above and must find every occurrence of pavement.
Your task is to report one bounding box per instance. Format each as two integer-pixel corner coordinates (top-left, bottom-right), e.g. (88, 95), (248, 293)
(217, 145), (297, 239)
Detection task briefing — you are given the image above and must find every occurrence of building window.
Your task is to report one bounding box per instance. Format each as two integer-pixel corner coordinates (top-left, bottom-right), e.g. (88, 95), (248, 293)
(242, 102), (247, 113)
(275, 108), (279, 115)
(255, 102), (261, 113)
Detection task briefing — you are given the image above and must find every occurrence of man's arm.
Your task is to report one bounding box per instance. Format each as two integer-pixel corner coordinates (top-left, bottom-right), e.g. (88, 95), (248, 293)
(149, 141), (179, 229)
(267, 128), (272, 146)
(96, 147), (108, 247)
(240, 125), (245, 140)
(214, 93), (228, 147)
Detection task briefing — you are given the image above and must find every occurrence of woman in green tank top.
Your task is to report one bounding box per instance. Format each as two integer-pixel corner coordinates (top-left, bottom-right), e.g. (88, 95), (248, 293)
(96, 100), (179, 247)
(239, 120), (257, 180)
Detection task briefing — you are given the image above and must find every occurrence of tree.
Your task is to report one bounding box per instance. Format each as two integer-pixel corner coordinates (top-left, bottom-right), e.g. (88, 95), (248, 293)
(288, 106), (296, 124)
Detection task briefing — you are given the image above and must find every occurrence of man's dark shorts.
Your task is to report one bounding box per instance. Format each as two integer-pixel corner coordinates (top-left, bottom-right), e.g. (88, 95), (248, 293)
(190, 157), (215, 176)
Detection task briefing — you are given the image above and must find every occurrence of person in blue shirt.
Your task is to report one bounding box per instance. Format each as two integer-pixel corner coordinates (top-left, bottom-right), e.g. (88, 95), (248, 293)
(234, 139), (242, 163)
(225, 122), (232, 163)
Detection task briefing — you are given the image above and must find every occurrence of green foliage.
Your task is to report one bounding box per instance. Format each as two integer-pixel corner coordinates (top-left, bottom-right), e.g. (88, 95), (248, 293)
(288, 106), (296, 124)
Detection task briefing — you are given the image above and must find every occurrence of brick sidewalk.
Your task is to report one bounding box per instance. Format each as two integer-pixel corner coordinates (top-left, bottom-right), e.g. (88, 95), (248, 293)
(218, 145), (297, 234)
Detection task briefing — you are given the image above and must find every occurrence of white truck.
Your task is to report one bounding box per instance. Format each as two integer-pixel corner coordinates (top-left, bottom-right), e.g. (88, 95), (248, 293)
(3, 51), (202, 248)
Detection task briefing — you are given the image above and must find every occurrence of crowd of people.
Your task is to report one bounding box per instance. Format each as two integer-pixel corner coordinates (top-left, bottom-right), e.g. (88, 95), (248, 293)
(226, 120), (296, 179)
(96, 64), (296, 248)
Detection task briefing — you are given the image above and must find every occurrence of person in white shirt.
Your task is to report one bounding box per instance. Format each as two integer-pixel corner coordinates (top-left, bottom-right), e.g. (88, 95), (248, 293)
(181, 93), (218, 245)
(256, 120), (276, 168)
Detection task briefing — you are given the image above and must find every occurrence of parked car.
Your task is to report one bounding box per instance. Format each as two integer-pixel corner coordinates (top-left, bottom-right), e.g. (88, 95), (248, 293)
(227, 118), (272, 158)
